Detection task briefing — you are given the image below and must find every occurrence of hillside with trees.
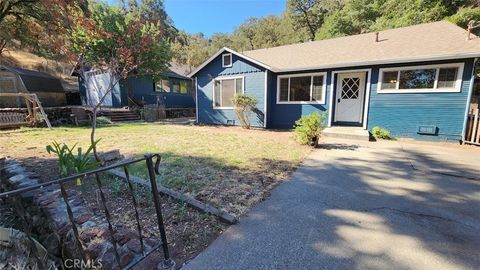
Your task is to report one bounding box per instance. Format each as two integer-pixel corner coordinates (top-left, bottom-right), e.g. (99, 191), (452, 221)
(171, 0), (480, 69)
(2, 0), (480, 73)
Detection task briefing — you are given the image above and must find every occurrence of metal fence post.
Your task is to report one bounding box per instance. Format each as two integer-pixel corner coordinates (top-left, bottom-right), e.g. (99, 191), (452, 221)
(145, 154), (175, 269)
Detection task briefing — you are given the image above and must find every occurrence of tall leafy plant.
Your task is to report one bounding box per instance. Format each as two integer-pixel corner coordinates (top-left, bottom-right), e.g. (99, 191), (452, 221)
(46, 140), (101, 185)
(232, 93), (257, 129)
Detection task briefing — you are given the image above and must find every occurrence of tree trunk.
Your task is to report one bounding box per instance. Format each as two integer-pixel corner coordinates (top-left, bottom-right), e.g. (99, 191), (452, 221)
(90, 108), (101, 162)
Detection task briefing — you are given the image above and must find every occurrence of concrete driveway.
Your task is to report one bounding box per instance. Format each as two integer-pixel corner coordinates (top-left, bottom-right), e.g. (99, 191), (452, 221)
(183, 138), (480, 270)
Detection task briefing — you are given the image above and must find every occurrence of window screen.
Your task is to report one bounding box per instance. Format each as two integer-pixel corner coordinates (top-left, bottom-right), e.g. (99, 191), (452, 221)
(222, 54), (232, 67)
(312, 76), (324, 101)
(437, 68), (458, 88)
(279, 78), (289, 101)
(381, 71), (398, 89)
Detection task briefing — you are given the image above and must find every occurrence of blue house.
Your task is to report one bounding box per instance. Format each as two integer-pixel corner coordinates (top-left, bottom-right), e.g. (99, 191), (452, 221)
(78, 63), (195, 109)
(189, 21), (480, 141)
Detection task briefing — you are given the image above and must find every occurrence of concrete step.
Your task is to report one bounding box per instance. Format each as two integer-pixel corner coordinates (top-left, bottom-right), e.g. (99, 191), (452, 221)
(322, 127), (371, 141)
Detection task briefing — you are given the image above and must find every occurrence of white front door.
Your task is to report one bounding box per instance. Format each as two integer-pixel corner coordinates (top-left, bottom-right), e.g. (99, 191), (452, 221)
(334, 72), (366, 124)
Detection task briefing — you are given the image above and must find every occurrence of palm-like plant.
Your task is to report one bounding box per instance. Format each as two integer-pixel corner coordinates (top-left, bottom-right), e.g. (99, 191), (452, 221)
(46, 140), (101, 185)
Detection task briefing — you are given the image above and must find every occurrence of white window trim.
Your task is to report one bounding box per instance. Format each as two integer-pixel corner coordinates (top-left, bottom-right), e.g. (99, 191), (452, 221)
(276, 72), (327, 104)
(212, 75), (245, 110)
(222, 53), (233, 68)
(377, 63), (464, 93)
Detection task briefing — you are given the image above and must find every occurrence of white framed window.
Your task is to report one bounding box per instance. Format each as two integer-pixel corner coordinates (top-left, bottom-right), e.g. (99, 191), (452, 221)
(222, 53), (232, 68)
(378, 63), (464, 93)
(277, 72), (327, 104)
(213, 76), (244, 109)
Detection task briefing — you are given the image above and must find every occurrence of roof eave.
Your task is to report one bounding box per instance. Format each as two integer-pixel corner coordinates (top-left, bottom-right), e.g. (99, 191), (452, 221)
(188, 47), (273, 78)
(272, 52), (480, 73)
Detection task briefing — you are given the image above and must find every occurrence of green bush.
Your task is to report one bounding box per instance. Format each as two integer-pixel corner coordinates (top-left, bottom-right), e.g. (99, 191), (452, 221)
(293, 112), (327, 147)
(448, 7), (480, 29)
(372, 126), (393, 140)
(232, 94), (257, 129)
(96, 116), (113, 126)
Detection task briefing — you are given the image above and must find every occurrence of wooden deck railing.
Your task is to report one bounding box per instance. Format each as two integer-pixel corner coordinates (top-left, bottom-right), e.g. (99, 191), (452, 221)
(465, 108), (480, 146)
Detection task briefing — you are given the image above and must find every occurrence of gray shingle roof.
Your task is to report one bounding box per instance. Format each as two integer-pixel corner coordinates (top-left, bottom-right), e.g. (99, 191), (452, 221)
(241, 21), (480, 72)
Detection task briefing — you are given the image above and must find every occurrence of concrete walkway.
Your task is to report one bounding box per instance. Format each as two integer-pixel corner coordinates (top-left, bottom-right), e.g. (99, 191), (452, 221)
(183, 138), (480, 270)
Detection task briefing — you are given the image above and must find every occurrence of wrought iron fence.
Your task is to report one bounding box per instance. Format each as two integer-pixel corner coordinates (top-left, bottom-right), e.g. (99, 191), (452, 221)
(0, 154), (174, 269)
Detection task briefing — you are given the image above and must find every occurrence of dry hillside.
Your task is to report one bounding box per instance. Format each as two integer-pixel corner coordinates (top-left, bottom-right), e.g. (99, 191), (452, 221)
(0, 49), (78, 91)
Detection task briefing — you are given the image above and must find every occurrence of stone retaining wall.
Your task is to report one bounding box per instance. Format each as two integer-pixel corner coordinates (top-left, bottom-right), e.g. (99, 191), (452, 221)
(0, 157), (158, 269)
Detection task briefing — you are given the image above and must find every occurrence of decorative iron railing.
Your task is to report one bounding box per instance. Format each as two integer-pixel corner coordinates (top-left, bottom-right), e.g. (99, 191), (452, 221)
(0, 154), (174, 269)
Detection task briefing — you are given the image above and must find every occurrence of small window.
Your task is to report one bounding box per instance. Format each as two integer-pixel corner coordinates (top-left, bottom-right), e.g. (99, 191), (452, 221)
(279, 78), (289, 101)
(213, 77), (244, 108)
(222, 53), (232, 67)
(155, 79), (170, 92)
(312, 76), (324, 101)
(171, 80), (180, 93)
(180, 81), (187, 94)
(277, 73), (326, 103)
(437, 68), (458, 88)
(381, 71), (398, 89)
(378, 64), (463, 93)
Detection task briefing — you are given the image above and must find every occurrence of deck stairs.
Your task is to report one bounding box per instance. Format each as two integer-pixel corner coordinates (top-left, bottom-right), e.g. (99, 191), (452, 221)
(100, 109), (141, 122)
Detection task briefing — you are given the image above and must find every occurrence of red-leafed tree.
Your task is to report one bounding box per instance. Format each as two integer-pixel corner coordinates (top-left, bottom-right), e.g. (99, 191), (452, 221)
(0, 0), (78, 56)
(66, 0), (171, 161)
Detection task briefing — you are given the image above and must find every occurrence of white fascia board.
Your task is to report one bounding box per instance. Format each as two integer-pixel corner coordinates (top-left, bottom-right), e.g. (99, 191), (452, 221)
(188, 47), (272, 77)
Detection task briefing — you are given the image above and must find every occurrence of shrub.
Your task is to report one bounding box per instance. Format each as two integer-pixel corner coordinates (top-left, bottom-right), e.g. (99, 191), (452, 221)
(293, 112), (327, 147)
(96, 116), (113, 126)
(372, 126), (393, 140)
(448, 7), (480, 29)
(232, 94), (257, 129)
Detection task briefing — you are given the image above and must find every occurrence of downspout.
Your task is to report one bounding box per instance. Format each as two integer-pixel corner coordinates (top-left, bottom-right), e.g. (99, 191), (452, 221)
(195, 77), (198, 124)
(264, 70), (268, 128)
(462, 57), (478, 142)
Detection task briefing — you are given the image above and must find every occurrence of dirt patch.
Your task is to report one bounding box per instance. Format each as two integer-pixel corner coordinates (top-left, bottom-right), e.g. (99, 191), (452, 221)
(79, 175), (226, 268)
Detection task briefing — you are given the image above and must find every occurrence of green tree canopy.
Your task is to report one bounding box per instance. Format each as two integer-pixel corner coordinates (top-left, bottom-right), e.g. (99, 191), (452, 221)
(69, 0), (171, 80)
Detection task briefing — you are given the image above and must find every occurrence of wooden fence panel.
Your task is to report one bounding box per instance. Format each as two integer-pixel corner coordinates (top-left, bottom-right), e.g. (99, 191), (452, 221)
(0, 112), (27, 128)
(465, 108), (480, 145)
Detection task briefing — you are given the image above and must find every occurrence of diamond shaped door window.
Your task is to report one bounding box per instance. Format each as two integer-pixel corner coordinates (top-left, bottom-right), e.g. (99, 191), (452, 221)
(341, 78), (360, 99)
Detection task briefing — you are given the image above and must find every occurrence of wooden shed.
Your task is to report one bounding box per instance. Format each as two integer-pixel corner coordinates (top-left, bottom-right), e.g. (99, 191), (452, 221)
(0, 65), (67, 107)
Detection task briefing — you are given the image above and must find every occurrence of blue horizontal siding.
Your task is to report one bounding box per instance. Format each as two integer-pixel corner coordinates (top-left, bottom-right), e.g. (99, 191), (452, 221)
(367, 59), (473, 141)
(196, 52), (266, 127)
(124, 77), (195, 108)
(267, 72), (331, 129)
(195, 52), (473, 141)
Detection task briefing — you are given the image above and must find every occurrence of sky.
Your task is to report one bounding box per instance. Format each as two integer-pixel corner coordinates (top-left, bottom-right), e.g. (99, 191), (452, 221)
(164, 0), (287, 37)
